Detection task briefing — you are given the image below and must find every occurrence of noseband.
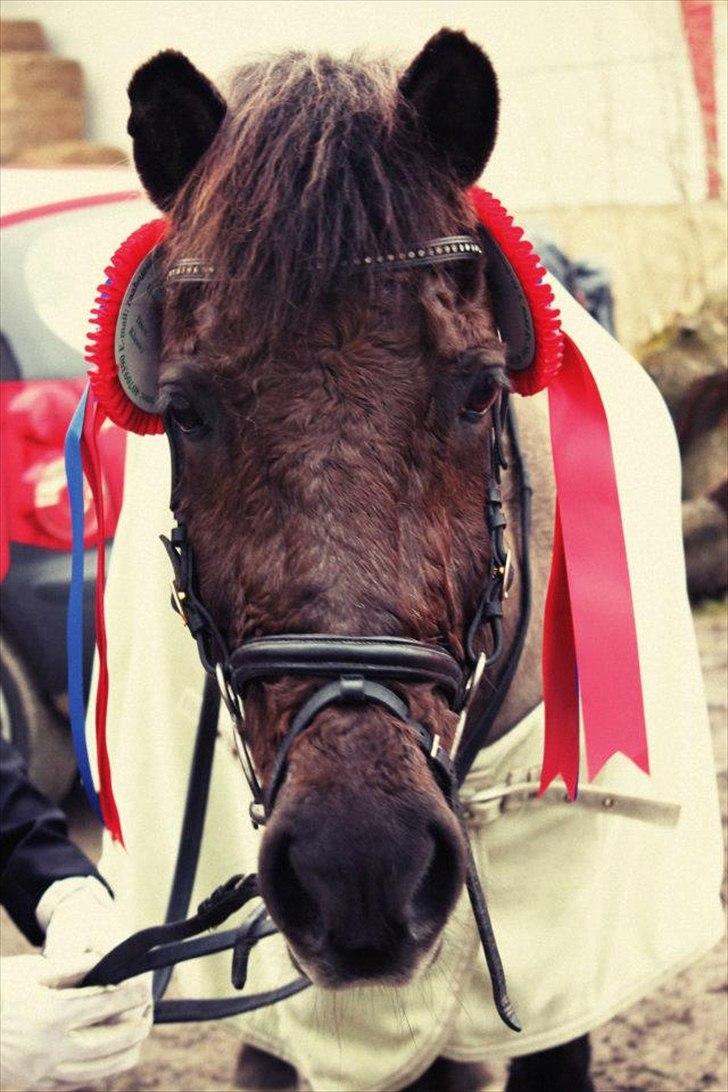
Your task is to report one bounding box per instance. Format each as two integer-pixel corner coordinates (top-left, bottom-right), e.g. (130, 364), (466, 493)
(84, 234), (532, 1033)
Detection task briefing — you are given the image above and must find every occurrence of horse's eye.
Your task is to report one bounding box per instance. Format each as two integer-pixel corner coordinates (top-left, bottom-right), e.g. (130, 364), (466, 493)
(169, 397), (205, 436)
(461, 374), (499, 420)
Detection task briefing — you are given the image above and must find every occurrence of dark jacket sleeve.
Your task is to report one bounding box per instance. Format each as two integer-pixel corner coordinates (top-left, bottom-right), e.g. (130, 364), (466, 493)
(0, 738), (107, 945)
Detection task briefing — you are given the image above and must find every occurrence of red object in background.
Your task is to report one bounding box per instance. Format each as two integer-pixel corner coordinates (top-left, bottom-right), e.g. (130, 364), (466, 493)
(0, 186), (139, 583)
(0, 379), (126, 580)
(680, 0), (722, 200)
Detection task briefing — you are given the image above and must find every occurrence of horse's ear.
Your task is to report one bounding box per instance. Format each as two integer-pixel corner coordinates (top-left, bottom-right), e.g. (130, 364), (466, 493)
(127, 50), (227, 210)
(398, 29), (499, 187)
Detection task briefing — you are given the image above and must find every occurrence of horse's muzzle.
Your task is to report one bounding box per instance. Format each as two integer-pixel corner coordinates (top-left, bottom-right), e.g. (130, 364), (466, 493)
(258, 788), (466, 988)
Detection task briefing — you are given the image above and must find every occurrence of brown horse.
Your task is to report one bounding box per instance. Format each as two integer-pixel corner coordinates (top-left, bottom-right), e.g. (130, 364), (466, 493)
(127, 29), (592, 1092)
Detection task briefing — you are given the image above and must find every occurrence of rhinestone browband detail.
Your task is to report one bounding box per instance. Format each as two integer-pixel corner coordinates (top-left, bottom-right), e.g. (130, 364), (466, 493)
(353, 236), (483, 271)
(164, 237), (483, 285)
(166, 259), (216, 283)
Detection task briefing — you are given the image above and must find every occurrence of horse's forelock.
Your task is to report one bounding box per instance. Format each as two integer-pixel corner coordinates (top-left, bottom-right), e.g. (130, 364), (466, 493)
(165, 50), (475, 354)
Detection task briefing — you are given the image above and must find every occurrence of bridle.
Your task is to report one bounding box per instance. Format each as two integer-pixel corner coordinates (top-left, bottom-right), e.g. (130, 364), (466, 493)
(162, 393), (517, 820)
(161, 233), (525, 799)
(83, 233), (532, 1033)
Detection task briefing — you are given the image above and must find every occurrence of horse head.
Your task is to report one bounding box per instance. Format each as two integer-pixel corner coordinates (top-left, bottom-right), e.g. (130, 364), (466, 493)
(128, 30), (507, 989)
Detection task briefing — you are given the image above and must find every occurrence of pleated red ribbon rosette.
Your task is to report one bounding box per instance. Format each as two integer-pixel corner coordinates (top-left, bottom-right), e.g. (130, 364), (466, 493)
(470, 186), (649, 798)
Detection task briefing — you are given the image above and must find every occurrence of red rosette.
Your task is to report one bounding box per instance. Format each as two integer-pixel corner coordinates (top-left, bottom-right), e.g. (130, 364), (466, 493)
(85, 218), (168, 435)
(469, 187), (563, 397)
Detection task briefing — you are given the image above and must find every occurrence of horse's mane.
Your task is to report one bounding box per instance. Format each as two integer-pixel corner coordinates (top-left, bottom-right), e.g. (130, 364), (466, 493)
(168, 51), (474, 352)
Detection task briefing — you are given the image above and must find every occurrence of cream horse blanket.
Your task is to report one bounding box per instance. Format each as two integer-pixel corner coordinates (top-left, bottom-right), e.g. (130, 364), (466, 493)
(91, 281), (723, 1091)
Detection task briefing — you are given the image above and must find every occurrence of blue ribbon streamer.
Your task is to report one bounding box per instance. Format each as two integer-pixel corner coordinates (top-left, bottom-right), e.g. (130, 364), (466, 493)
(64, 384), (103, 822)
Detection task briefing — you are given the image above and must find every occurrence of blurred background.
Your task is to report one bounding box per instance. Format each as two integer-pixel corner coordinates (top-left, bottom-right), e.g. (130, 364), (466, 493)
(2, 0), (727, 336)
(0, 3), (726, 1091)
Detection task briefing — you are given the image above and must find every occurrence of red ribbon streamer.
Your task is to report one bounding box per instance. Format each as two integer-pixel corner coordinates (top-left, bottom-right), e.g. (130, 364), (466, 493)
(540, 506), (580, 798)
(541, 334), (649, 796)
(80, 391), (124, 844)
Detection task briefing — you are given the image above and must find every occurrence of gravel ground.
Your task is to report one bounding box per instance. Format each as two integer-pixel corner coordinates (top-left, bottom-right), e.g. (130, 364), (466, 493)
(1, 605), (726, 1092)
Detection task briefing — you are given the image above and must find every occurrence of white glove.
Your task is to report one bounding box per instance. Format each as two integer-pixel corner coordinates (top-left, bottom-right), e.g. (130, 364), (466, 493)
(0, 952), (151, 1090)
(37, 875), (129, 961)
(0, 875), (155, 1090)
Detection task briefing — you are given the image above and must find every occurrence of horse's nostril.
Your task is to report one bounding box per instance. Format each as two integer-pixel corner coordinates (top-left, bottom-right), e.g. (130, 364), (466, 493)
(260, 830), (321, 938)
(409, 819), (465, 930)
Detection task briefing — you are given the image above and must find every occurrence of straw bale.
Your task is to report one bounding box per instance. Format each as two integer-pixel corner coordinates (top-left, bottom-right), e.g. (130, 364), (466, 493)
(13, 140), (129, 167)
(1, 99), (84, 161)
(0, 20), (48, 52)
(1, 52), (83, 101)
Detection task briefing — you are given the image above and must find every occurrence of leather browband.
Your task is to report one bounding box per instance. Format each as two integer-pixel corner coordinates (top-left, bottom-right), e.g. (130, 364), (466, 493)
(165, 236), (485, 287)
(352, 235), (483, 272)
(230, 635), (464, 709)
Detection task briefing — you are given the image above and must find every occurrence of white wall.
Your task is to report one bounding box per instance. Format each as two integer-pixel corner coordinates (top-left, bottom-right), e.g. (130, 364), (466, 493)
(3, 0), (726, 208)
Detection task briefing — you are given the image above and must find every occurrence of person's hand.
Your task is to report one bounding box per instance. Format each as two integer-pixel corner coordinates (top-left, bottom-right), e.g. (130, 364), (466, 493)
(26, 875), (153, 1087)
(37, 875), (130, 962)
(0, 952), (151, 1090)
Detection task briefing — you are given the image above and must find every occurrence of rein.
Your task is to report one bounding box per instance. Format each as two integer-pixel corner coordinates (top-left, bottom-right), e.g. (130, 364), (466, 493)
(83, 675), (309, 1022)
(82, 235), (530, 1033)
